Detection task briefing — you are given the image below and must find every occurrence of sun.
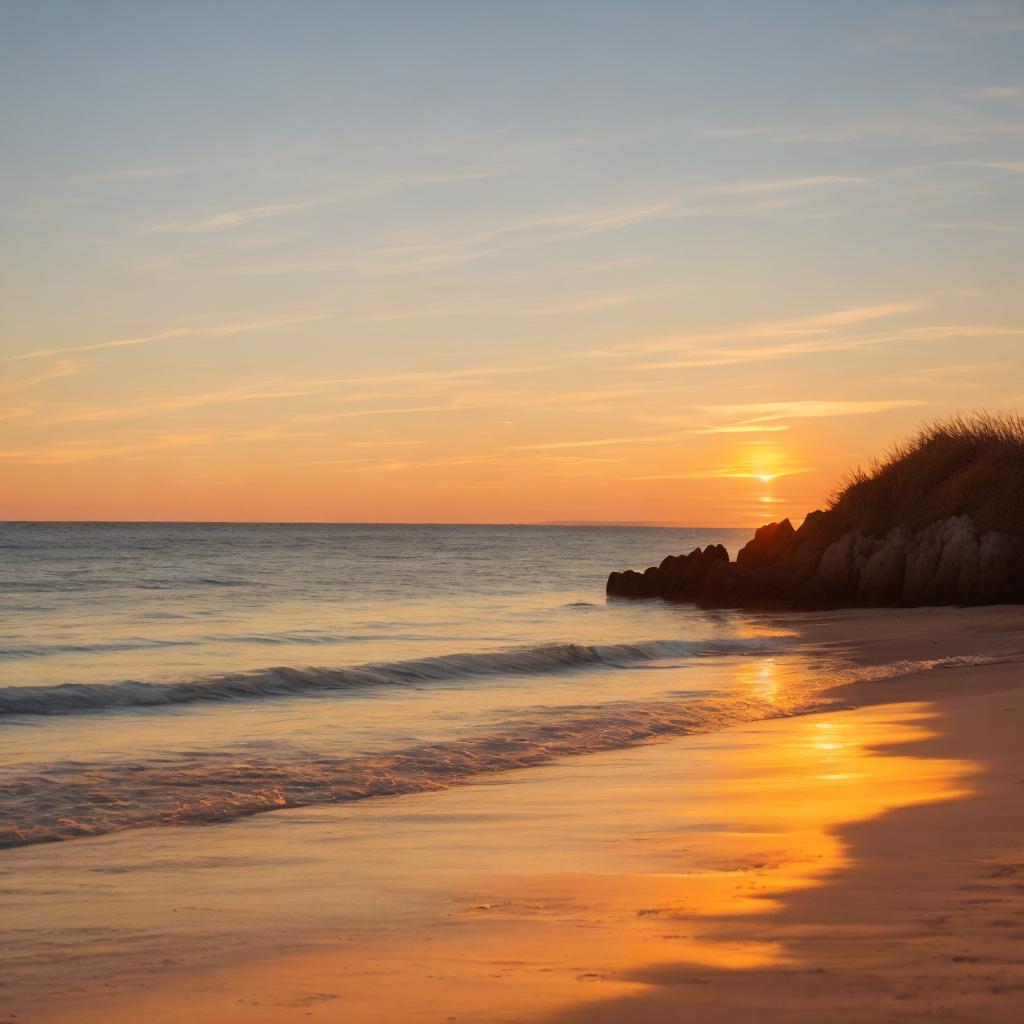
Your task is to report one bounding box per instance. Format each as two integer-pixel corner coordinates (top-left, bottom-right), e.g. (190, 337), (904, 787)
(756, 473), (775, 483)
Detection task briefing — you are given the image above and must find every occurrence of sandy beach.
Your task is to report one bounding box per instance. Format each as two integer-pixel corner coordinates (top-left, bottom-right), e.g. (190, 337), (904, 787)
(1, 606), (1020, 1023)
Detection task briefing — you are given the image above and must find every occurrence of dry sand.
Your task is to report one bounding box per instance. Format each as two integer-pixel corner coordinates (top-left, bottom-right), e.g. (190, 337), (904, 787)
(8, 607), (1024, 1023)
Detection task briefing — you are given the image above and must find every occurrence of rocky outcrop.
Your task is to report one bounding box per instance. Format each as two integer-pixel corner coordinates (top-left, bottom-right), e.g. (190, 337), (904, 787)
(607, 544), (729, 600)
(735, 519), (795, 569)
(606, 513), (1024, 609)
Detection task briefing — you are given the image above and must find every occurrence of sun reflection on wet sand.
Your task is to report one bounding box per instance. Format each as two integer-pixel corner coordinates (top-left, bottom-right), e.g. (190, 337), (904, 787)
(33, 700), (973, 1024)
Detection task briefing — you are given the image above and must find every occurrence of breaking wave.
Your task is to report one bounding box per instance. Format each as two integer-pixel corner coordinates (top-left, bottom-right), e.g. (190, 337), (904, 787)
(827, 650), (1024, 688)
(0, 691), (792, 848)
(0, 637), (784, 716)
(2, 645), (1021, 848)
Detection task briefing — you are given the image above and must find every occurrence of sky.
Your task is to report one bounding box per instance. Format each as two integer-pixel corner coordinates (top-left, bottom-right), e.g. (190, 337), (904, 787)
(1, 0), (1022, 525)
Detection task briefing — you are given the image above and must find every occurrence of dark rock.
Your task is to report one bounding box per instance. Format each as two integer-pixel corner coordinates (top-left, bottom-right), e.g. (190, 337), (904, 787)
(902, 522), (942, 605)
(606, 544), (728, 601)
(778, 536), (829, 592)
(1008, 538), (1024, 600)
(795, 576), (834, 608)
(935, 515), (979, 604)
(793, 509), (835, 546)
(606, 512), (1024, 610)
(977, 532), (1016, 603)
(736, 519), (795, 569)
(606, 569), (651, 598)
(663, 547), (718, 601)
(857, 526), (912, 605)
(815, 530), (861, 598)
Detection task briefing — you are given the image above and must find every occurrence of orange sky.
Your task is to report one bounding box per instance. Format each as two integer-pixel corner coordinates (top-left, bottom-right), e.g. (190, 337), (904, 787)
(2, 5), (1022, 524)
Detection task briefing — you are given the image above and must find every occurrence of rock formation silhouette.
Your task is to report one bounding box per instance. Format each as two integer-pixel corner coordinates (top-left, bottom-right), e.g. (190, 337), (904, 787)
(607, 413), (1024, 609)
(607, 513), (1024, 608)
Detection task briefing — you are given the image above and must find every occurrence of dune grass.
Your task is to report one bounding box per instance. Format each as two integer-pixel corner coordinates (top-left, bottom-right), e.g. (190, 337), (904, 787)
(827, 412), (1024, 536)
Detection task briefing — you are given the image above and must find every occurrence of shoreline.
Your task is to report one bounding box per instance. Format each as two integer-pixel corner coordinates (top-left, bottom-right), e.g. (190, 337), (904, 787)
(5, 607), (1024, 1022)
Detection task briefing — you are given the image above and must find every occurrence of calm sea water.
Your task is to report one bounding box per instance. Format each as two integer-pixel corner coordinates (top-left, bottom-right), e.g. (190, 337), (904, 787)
(0, 521), (814, 848)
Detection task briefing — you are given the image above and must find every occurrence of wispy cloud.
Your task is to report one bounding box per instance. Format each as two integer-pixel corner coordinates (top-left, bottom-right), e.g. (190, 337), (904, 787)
(700, 175), (870, 196)
(0, 428), (322, 465)
(955, 160), (1024, 173)
(966, 86), (1022, 100)
(0, 359), (77, 392)
(372, 176), (869, 273)
(628, 465), (812, 482)
(634, 398), (928, 436)
(587, 301), (926, 361)
(44, 380), (350, 425)
(362, 291), (639, 322)
(335, 454), (499, 473)
(311, 402), (466, 421)
(893, 361), (1009, 386)
(307, 383), (646, 424)
(149, 202), (313, 234)
(0, 439), (179, 465)
(361, 304), (480, 323)
(692, 422), (791, 434)
(465, 386), (648, 412)
(345, 439), (426, 449)
(505, 431), (687, 452)
(8, 314), (326, 362)
(41, 364), (550, 426)
(349, 203), (676, 275)
(867, 323), (1024, 342)
(692, 399), (929, 421)
(928, 221), (1024, 232)
(309, 385), (630, 425)
(524, 293), (639, 315)
(535, 454), (624, 465)
(141, 157), (542, 239)
(633, 338), (875, 372)
(223, 175), (870, 279)
(587, 306), (1024, 374)
(704, 107), (1024, 146)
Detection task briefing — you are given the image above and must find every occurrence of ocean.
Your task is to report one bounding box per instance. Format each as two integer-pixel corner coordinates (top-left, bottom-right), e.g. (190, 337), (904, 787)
(0, 520), (827, 848)
(5, 521), (994, 1020)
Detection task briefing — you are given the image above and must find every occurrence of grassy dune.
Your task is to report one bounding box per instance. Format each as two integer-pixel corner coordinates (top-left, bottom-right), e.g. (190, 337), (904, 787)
(828, 413), (1024, 537)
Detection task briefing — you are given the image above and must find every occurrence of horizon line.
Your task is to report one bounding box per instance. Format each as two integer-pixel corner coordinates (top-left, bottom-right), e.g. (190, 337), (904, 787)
(0, 518), (760, 530)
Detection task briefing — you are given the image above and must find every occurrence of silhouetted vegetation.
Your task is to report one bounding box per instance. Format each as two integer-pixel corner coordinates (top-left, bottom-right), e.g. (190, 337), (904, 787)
(828, 412), (1024, 536)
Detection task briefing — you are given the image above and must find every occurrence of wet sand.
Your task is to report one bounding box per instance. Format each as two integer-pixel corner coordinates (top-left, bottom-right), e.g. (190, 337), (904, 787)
(6, 607), (1024, 1023)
